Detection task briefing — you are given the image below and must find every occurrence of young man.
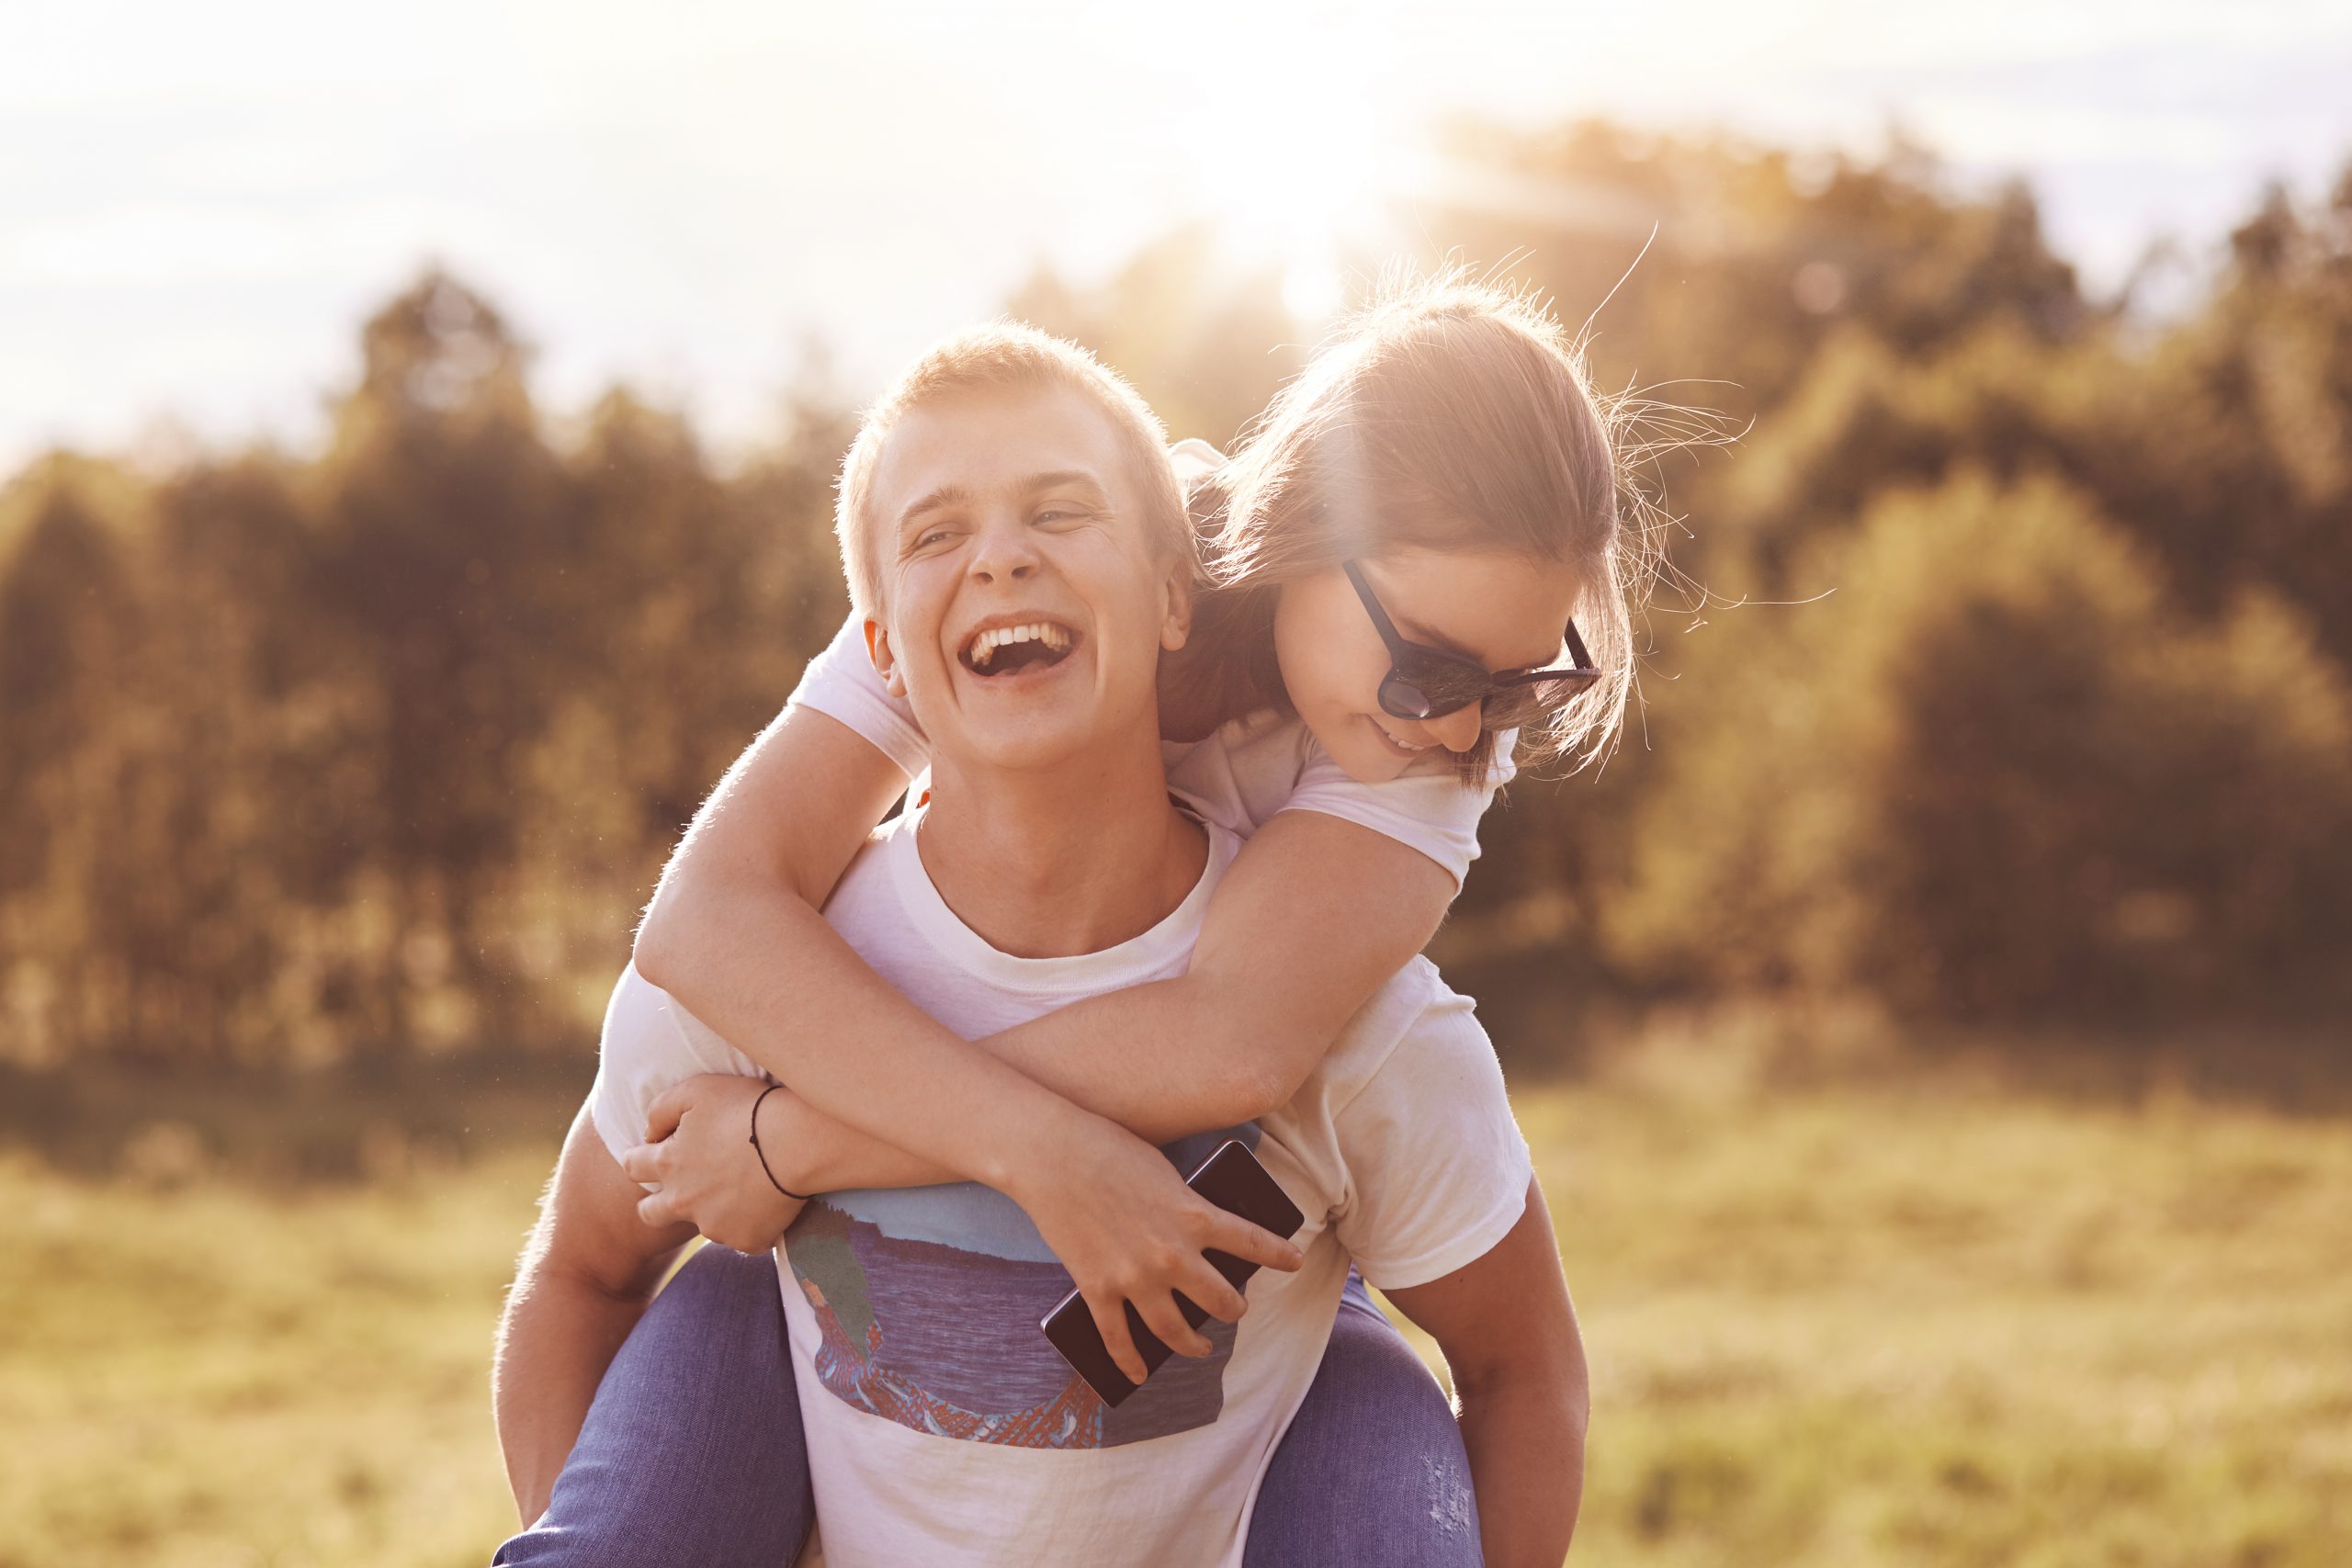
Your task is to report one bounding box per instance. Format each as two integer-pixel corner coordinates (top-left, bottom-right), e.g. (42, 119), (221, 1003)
(492, 326), (1587, 1566)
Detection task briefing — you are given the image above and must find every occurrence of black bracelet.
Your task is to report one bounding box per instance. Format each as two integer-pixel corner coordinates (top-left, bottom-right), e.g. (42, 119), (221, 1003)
(749, 1082), (816, 1201)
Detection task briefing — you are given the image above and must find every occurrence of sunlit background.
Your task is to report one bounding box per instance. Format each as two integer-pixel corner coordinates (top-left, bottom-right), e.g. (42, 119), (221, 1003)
(6, 3), (2352, 1565)
(9, 0), (2350, 468)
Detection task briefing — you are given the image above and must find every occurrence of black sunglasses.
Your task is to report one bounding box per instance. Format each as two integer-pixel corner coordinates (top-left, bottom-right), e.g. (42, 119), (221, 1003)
(1343, 559), (1600, 730)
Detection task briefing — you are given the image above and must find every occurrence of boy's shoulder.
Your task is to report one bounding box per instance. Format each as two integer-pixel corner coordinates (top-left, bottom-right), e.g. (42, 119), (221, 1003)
(1293, 956), (1494, 1125)
(820, 810), (917, 917)
(1270, 956), (1531, 1292)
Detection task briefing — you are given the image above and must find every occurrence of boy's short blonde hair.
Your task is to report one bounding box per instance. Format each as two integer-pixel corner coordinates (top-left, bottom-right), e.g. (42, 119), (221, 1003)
(834, 321), (1194, 615)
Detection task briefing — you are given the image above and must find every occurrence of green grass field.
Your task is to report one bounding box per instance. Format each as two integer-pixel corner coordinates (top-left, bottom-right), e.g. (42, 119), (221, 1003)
(4, 1041), (2348, 1567)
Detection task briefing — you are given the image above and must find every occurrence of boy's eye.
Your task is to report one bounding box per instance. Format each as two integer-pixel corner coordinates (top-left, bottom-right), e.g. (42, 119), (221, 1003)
(914, 526), (956, 549)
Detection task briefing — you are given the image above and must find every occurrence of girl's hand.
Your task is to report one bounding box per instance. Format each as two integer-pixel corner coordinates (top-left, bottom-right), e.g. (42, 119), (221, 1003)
(621, 1075), (805, 1253)
(1010, 1112), (1306, 1386)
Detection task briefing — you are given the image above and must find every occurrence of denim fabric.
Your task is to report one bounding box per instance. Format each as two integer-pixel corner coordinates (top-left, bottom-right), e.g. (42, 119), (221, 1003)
(493, 1250), (1481, 1567)
(493, 1245), (813, 1567)
(1243, 1271), (1484, 1565)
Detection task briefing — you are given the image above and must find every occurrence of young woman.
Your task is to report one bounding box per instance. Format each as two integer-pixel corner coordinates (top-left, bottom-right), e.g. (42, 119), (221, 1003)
(500, 276), (1645, 1565)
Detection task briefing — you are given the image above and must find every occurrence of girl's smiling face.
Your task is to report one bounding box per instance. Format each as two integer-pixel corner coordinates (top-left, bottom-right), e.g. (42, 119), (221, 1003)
(1272, 548), (1589, 784)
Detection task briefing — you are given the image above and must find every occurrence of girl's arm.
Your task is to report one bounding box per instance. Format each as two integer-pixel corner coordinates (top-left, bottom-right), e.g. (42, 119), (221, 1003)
(641, 797), (1453, 1145)
(982, 807), (1457, 1122)
(632, 682), (1455, 1378)
(626, 805), (1458, 1224)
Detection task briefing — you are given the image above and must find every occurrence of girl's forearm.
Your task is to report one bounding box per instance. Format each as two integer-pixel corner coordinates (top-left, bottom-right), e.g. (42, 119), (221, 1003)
(646, 865), (1099, 1193)
(652, 862), (1306, 1141)
(973, 810), (1458, 1132)
(650, 814), (1456, 1167)
(785, 1096), (962, 1190)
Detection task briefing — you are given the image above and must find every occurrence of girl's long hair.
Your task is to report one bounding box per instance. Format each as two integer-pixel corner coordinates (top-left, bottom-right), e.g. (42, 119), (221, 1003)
(1169, 267), (1677, 783)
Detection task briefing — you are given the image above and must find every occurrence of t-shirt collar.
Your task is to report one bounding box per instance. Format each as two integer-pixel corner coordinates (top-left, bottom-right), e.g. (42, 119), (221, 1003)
(885, 802), (1235, 993)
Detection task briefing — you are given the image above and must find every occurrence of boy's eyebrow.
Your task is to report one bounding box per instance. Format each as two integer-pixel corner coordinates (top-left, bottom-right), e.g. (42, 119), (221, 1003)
(897, 470), (1110, 533)
(898, 482), (973, 531)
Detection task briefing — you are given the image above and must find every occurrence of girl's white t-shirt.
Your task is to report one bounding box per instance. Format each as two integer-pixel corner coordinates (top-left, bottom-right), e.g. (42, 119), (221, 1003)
(590, 807), (1532, 1567)
(788, 614), (1514, 891)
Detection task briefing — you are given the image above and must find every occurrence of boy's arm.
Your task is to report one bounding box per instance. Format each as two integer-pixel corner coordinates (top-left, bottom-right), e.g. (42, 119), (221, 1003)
(1383, 1179), (1589, 1568)
(492, 1100), (695, 1526)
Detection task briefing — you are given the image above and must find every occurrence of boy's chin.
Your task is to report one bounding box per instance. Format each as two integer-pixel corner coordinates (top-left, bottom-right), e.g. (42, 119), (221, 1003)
(953, 718), (1110, 777)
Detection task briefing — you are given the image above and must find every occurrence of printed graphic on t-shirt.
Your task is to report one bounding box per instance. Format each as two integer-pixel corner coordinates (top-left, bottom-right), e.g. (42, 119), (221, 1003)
(782, 1126), (1256, 1450)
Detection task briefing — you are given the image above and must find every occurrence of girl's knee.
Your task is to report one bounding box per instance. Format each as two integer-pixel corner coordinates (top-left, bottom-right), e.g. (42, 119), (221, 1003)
(1317, 1306), (1456, 1430)
(1248, 1305), (1483, 1566)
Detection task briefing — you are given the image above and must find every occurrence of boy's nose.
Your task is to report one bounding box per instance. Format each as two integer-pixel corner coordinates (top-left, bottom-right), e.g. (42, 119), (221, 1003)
(967, 517), (1041, 584)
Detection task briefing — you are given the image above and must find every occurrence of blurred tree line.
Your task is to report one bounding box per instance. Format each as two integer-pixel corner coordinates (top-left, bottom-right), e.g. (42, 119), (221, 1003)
(3, 122), (2347, 1069)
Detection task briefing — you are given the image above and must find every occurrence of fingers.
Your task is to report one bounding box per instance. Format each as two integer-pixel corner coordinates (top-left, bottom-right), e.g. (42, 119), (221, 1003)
(636, 1189), (679, 1228)
(618, 1143), (665, 1185)
(642, 1085), (686, 1145)
(1202, 1210), (1304, 1275)
(1173, 1255), (1248, 1327)
(1084, 1292), (1148, 1387)
(1133, 1288), (1216, 1359)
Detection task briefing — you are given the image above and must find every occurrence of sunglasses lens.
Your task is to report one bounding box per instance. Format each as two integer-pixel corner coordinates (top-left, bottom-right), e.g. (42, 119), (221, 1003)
(1378, 674), (1435, 721)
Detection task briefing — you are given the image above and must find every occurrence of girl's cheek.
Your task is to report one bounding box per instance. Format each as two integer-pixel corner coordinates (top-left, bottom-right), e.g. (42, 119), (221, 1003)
(1276, 581), (1372, 716)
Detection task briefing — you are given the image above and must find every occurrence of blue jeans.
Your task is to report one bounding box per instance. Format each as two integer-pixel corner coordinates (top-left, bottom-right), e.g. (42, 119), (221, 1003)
(496, 1245), (1481, 1566)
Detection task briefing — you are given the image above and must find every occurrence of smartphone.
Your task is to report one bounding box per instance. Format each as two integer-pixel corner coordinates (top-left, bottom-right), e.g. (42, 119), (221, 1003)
(1040, 1138), (1306, 1407)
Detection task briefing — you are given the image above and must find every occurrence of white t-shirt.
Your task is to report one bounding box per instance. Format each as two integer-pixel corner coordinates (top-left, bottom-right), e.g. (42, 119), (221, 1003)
(787, 614), (1515, 892)
(590, 808), (1532, 1568)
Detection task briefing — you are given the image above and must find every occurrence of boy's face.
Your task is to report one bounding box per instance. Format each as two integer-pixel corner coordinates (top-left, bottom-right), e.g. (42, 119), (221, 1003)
(863, 383), (1189, 781)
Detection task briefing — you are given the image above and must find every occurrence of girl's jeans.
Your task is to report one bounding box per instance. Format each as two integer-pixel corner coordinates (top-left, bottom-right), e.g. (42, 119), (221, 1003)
(494, 1244), (1483, 1566)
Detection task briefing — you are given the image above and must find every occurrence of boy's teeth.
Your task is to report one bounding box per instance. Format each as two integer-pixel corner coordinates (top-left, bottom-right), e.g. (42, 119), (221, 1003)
(967, 622), (1070, 669)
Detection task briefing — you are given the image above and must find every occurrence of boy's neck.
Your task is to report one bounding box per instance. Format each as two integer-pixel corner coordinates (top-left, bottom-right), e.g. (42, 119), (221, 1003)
(916, 726), (1206, 960)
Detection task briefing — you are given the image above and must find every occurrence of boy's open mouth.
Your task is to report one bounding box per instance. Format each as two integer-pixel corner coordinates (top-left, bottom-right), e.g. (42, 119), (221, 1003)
(959, 619), (1079, 678)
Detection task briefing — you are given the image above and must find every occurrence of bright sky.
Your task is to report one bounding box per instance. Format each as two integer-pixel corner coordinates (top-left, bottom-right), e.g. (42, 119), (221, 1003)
(4, 0), (2349, 473)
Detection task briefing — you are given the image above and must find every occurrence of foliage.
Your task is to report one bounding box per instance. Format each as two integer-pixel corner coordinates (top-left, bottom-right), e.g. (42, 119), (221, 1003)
(1607, 470), (2352, 1022)
(0, 272), (846, 1065)
(2, 133), (2349, 1063)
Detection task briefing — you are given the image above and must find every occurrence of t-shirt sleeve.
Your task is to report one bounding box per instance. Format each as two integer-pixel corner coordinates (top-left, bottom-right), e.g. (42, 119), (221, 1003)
(1275, 729), (1517, 893)
(587, 963), (764, 1182)
(1167, 437), (1227, 491)
(785, 613), (932, 778)
(1330, 990), (1534, 1292)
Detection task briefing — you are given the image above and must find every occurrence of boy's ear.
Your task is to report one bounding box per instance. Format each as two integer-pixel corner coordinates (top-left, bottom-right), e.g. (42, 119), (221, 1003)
(865, 615), (910, 699)
(1159, 567), (1195, 654)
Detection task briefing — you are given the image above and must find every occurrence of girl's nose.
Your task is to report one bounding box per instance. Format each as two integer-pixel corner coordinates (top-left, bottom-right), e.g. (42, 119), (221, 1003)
(1427, 703), (1483, 755)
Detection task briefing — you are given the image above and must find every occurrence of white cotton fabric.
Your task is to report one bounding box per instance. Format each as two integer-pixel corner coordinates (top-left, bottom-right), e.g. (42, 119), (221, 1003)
(786, 612), (1515, 892)
(588, 807), (1532, 1568)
